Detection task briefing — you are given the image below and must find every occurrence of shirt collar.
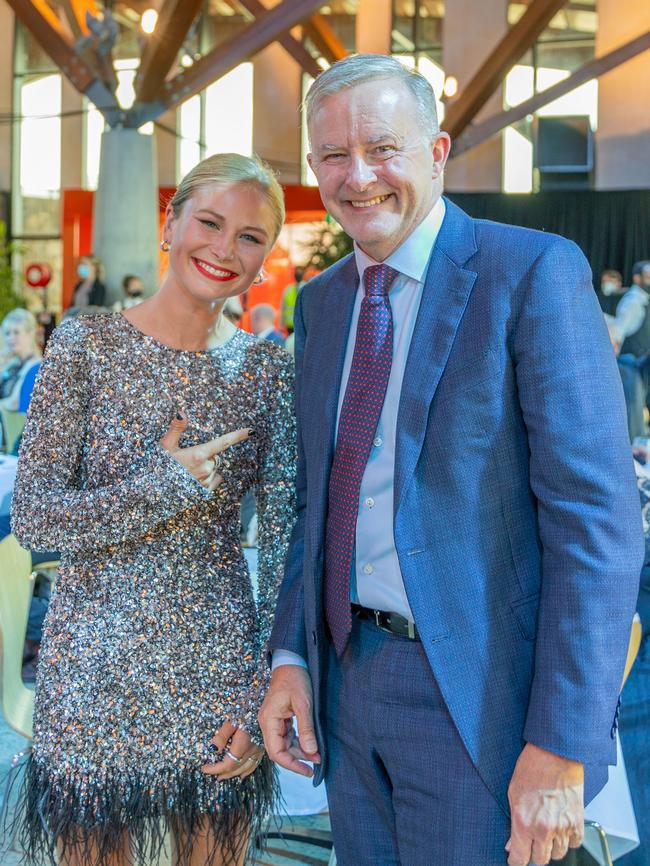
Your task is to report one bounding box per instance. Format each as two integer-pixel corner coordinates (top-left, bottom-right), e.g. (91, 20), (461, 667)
(353, 196), (446, 285)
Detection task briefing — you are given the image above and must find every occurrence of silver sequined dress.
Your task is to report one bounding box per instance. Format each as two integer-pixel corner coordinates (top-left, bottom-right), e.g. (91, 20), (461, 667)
(10, 313), (296, 865)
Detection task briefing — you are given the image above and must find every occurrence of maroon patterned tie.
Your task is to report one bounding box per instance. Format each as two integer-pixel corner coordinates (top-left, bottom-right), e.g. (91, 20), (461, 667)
(324, 263), (398, 656)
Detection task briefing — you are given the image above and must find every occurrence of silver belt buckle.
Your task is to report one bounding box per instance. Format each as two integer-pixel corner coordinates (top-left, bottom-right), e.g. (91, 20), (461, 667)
(407, 619), (416, 640)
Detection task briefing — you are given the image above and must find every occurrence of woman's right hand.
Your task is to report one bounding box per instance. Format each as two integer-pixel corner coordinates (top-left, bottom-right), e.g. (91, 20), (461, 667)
(159, 413), (252, 490)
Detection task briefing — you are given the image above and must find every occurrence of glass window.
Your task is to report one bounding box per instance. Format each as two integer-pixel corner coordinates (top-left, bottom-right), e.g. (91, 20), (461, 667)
(178, 95), (202, 181)
(12, 21), (63, 312)
(502, 1), (597, 192)
(205, 64), (253, 157)
(392, 0), (444, 58)
(83, 99), (105, 191)
(19, 74), (61, 200)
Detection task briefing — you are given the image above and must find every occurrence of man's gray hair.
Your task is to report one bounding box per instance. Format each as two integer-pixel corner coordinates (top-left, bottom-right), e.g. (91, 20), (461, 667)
(305, 54), (440, 142)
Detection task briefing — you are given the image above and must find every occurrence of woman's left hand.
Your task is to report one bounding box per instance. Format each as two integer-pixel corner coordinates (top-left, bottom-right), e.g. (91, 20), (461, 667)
(202, 720), (264, 780)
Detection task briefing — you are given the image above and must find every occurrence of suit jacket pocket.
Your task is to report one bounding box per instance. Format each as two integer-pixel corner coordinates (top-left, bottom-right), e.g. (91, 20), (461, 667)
(511, 592), (540, 641)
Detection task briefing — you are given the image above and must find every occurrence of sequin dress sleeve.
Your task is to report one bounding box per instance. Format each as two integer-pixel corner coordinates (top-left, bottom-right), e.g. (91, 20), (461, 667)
(219, 347), (297, 743)
(11, 318), (211, 554)
(255, 348), (297, 649)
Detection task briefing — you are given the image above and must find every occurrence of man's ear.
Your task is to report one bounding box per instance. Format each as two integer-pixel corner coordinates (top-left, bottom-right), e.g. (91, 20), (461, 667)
(307, 152), (315, 173)
(431, 132), (451, 179)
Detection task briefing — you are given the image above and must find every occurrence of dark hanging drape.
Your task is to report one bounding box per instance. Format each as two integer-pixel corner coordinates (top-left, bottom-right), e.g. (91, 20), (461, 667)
(447, 189), (650, 286)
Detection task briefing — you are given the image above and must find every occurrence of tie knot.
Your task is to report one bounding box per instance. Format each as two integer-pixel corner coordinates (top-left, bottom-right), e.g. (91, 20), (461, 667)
(363, 264), (398, 298)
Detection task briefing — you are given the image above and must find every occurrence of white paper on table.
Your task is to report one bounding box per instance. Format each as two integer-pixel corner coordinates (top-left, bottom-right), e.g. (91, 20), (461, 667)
(583, 733), (639, 863)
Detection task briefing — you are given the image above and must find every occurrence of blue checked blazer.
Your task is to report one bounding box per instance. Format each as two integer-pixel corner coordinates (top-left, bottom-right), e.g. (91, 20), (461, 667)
(268, 198), (644, 809)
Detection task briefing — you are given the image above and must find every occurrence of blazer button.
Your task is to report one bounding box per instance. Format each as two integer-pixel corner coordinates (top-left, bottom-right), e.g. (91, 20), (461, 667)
(312, 630), (317, 645)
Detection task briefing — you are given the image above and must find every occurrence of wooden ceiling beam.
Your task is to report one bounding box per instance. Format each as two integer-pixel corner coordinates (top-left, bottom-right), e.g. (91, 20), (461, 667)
(442, 0), (568, 141)
(303, 13), (346, 64)
(60, 0), (99, 40)
(6, 0), (119, 118)
(149, 0), (326, 117)
(452, 29), (650, 157)
(237, 0), (322, 79)
(135, 0), (205, 103)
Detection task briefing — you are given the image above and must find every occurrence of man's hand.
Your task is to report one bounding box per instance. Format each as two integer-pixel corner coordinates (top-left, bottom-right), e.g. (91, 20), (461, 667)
(506, 743), (584, 866)
(258, 665), (321, 777)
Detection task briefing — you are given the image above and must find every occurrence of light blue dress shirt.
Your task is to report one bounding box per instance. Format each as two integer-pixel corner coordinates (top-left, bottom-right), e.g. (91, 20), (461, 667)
(273, 198), (446, 669)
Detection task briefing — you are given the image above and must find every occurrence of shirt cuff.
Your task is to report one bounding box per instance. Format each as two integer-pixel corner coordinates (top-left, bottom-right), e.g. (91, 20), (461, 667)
(272, 649), (309, 671)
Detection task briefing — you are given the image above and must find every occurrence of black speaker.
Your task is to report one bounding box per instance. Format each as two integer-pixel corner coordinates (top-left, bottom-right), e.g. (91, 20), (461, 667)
(536, 116), (593, 171)
(535, 116), (593, 190)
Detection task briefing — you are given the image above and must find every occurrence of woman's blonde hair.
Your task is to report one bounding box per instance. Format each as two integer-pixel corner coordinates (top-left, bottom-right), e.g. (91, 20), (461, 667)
(2, 307), (37, 336)
(169, 153), (285, 246)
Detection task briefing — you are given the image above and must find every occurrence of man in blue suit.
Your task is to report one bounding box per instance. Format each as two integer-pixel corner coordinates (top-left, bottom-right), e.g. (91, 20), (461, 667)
(259, 54), (643, 866)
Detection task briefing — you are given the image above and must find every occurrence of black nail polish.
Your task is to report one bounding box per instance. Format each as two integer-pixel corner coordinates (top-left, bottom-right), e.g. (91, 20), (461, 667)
(247, 429), (258, 438)
(176, 412), (183, 421)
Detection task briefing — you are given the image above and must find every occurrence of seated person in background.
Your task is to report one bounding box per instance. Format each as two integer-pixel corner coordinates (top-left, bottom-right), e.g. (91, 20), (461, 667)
(71, 254), (107, 309)
(1, 308), (42, 412)
(597, 268), (624, 317)
(112, 273), (145, 311)
(250, 302), (285, 345)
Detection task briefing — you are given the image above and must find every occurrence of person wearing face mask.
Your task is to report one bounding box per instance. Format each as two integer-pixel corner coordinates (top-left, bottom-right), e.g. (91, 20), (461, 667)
(11, 153), (295, 866)
(112, 273), (146, 311)
(72, 254), (107, 309)
(597, 268), (624, 316)
(607, 261), (650, 352)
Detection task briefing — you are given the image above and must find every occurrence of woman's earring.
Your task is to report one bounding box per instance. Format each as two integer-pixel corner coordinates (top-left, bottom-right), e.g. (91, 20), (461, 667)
(253, 269), (265, 285)
(160, 240), (171, 253)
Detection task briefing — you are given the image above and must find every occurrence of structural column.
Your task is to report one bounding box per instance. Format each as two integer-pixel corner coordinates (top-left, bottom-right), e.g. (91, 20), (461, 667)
(0, 3), (14, 221)
(61, 79), (83, 190)
(355, 0), (391, 55)
(93, 128), (160, 302)
(595, 1), (650, 190)
(253, 43), (302, 184)
(443, 0), (508, 191)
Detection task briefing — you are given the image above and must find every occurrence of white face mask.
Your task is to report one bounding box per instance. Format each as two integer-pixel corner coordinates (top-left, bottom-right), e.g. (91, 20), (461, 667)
(601, 281), (617, 296)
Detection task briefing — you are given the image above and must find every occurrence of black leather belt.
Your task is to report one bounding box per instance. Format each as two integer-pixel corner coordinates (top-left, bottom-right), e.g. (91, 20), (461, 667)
(351, 603), (420, 641)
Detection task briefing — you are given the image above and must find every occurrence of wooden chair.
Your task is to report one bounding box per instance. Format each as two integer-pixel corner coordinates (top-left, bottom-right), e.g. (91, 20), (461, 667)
(0, 534), (35, 739)
(0, 408), (26, 455)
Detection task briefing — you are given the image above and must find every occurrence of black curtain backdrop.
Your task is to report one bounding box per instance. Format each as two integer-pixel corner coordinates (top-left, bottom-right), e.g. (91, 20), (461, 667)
(447, 189), (650, 286)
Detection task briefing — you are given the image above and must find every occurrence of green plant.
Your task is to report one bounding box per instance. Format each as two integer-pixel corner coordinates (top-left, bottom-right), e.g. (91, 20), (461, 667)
(0, 221), (25, 320)
(304, 217), (353, 271)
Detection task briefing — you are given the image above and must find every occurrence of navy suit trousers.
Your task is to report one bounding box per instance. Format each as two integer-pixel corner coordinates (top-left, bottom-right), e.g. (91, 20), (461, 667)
(323, 617), (510, 866)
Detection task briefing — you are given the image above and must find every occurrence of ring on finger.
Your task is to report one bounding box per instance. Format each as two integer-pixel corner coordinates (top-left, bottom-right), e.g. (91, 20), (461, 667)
(247, 754), (263, 765)
(225, 749), (244, 764)
(209, 455), (221, 473)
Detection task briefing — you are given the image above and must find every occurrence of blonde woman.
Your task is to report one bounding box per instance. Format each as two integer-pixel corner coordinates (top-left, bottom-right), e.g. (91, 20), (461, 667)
(11, 154), (295, 866)
(0, 308), (41, 411)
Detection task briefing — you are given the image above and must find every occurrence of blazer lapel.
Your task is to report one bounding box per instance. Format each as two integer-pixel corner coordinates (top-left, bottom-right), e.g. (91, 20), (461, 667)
(301, 254), (359, 549)
(394, 200), (478, 517)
